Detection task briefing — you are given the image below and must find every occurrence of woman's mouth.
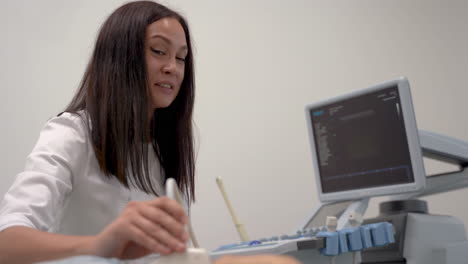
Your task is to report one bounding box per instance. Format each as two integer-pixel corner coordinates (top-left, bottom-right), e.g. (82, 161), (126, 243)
(156, 82), (173, 94)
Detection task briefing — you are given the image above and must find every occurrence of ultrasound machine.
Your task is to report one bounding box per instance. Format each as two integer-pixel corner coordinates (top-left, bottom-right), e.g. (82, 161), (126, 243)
(208, 77), (468, 264)
(41, 77), (468, 264)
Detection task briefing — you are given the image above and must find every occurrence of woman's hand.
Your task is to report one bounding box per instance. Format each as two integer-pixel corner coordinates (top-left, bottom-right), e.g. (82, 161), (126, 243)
(85, 196), (188, 259)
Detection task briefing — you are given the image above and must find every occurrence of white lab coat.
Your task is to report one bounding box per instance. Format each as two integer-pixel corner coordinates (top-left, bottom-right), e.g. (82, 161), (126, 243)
(0, 112), (165, 235)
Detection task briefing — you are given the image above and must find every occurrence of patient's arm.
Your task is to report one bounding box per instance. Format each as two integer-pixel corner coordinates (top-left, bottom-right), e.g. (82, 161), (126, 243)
(214, 255), (301, 264)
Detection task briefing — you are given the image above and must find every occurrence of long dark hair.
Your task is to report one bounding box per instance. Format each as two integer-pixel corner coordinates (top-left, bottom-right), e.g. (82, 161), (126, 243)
(65, 1), (196, 202)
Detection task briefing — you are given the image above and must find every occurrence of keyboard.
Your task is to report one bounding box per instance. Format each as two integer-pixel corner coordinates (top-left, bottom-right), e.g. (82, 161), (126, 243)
(211, 222), (394, 258)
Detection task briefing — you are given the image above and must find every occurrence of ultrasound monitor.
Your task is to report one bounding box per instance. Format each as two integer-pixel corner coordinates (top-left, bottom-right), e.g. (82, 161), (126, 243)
(305, 77), (426, 203)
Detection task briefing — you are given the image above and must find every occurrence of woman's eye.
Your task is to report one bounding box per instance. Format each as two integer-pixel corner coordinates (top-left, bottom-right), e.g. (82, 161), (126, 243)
(176, 57), (186, 62)
(151, 48), (165, 55)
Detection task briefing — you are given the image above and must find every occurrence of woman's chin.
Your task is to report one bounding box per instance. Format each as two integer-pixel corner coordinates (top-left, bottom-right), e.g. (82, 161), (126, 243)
(153, 101), (173, 109)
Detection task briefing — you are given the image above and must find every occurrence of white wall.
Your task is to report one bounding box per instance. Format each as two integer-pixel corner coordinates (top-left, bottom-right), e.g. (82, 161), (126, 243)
(2, 0), (468, 251)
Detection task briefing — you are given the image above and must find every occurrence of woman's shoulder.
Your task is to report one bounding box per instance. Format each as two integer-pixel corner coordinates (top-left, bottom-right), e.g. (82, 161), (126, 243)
(39, 111), (90, 144)
(55, 110), (87, 124)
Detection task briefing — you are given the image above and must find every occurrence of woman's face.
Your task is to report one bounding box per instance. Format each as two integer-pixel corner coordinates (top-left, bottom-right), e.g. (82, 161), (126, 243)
(145, 17), (188, 110)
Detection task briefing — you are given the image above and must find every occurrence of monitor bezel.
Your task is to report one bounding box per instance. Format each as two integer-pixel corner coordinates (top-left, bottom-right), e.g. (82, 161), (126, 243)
(305, 77), (426, 203)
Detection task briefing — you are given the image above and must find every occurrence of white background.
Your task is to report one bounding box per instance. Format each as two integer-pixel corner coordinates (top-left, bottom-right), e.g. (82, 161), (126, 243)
(1, 0), (468, 251)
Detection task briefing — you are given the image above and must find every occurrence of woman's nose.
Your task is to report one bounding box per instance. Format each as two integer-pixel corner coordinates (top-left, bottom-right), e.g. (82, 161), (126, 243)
(162, 57), (177, 74)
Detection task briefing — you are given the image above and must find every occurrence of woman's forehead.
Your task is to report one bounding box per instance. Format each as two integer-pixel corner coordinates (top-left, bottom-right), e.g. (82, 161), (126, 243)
(146, 17), (187, 48)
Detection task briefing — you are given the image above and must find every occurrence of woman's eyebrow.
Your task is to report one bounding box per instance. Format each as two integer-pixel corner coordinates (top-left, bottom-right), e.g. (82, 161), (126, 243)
(150, 34), (188, 52)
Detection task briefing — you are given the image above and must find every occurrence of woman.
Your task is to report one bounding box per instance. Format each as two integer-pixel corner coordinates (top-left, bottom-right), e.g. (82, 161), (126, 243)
(0, 1), (301, 264)
(0, 1), (194, 263)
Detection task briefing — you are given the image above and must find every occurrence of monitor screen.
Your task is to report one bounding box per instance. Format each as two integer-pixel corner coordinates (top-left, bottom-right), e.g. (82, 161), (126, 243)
(305, 77), (425, 202)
